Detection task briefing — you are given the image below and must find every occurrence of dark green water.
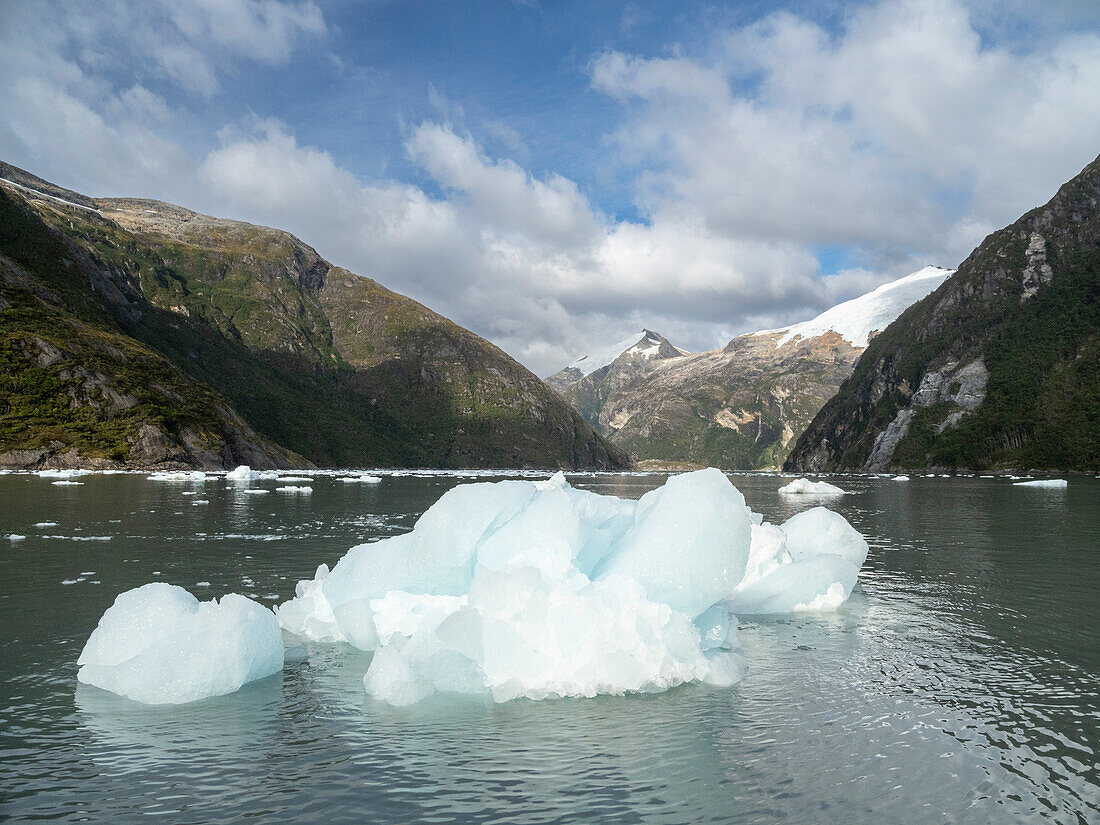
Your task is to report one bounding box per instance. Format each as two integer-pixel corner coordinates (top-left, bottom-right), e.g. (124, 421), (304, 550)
(1, 471), (1097, 823)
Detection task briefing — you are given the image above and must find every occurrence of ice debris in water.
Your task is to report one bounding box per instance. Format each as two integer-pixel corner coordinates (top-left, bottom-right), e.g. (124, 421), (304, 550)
(892, 475), (910, 482)
(341, 474), (382, 484)
(51, 480), (84, 486)
(36, 469), (90, 478)
(276, 469), (869, 706)
(226, 465), (281, 482)
(778, 478), (846, 495)
(276, 485), (313, 494)
(147, 470), (208, 482)
(77, 583), (283, 704)
(1013, 479), (1068, 489)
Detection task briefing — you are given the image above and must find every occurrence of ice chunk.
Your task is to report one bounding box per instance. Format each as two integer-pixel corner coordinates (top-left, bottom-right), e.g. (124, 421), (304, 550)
(77, 583), (283, 704)
(34, 522), (59, 527)
(778, 478), (846, 495)
(595, 468), (750, 617)
(226, 465), (253, 482)
(892, 475), (910, 481)
(242, 489), (269, 495)
(36, 469), (90, 478)
(341, 474), (382, 484)
(147, 471), (208, 482)
(51, 480), (84, 486)
(277, 476), (312, 483)
(728, 508), (867, 615)
(9, 534), (26, 541)
(1013, 479), (1067, 488)
(276, 485), (312, 493)
(278, 469), (864, 705)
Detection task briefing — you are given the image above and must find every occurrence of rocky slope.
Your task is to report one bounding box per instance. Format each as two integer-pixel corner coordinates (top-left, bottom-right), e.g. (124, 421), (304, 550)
(0, 163), (628, 470)
(549, 269), (950, 469)
(786, 154), (1100, 472)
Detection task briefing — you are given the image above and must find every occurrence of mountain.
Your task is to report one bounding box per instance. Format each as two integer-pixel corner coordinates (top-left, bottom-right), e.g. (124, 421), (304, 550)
(544, 329), (690, 392)
(0, 162), (629, 471)
(549, 268), (950, 470)
(786, 154), (1100, 473)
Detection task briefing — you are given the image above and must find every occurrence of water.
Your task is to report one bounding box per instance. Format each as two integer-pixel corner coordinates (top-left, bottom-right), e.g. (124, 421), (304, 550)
(1, 471), (1097, 824)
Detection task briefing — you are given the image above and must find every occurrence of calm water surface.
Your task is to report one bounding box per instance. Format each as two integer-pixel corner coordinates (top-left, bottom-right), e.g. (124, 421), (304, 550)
(1, 471), (1097, 824)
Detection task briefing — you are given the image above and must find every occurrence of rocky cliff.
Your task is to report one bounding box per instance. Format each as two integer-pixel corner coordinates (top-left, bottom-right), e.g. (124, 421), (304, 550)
(786, 154), (1100, 472)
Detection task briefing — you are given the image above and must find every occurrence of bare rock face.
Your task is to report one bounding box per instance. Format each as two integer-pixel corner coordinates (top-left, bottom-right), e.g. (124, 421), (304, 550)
(787, 152), (1100, 473)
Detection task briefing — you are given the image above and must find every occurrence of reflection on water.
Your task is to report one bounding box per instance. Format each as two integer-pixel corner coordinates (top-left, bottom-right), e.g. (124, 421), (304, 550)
(1, 472), (1097, 823)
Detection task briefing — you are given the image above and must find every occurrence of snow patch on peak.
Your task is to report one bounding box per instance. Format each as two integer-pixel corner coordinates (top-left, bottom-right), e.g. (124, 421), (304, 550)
(554, 330), (688, 379)
(757, 266), (953, 349)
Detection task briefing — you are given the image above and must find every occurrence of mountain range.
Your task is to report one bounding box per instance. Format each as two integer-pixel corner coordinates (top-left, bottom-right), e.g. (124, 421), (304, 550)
(546, 267), (951, 469)
(0, 162), (628, 471)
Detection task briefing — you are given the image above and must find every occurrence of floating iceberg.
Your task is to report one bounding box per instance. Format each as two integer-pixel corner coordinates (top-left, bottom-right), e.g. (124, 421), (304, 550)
(892, 475), (910, 482)
(36, 469), (90, 478)
(341, 474), (382, 484)
(51, 480), (84, 486)
(276, 485), (312, 494)
(78, 583), (283, 704)
(226, 465), (253, 481)
(147, 471), (208, 482)
(277, 469), (868, 706)
(778, 478), (846, 495)
(1013, 479), (1068, 489)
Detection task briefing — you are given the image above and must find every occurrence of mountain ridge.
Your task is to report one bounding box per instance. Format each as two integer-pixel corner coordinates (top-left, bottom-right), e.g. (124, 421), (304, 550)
(0, 163), (629, 471)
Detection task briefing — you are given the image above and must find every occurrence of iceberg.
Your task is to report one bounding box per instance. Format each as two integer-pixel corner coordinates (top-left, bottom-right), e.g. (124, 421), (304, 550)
(341, 474), (382, 484)
(278, 469), (868, 706)
(276, 485), (313, 493)
(77, 583), (283, 704)
(778, 478), (846, 495)
(892, 475), (910, 481)
(147, 471), (208, 482)
(1013, 479), (1067, 488)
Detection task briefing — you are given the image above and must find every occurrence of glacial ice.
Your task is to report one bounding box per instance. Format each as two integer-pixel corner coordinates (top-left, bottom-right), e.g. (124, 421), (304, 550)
(77, 583), (283, 704)
(276, 469), (868, 705)
(147, 471), (208, 482)
(892, 475), (911, 481)
(1013, 479), (1068, 489)
(341, 474), (382, 484)
(276, 485), (312, 493)
(778, 478), (846, 495)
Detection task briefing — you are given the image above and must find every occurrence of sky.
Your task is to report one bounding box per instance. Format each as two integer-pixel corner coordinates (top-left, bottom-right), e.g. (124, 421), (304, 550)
(2, 0), (1100, 376)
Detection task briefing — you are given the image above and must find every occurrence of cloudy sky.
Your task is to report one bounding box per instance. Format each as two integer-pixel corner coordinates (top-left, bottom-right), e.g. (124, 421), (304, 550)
(2, 0), (1099, 375)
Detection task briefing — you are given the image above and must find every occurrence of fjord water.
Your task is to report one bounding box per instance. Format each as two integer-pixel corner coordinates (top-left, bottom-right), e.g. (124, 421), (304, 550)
(1, 473), (1097, 824)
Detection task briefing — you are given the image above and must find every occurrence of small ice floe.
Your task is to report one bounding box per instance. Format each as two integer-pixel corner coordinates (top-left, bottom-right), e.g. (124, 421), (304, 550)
(43, 535), (112, 541)
(51, 480), (84, 486)
(196, 581), (211, 587)
(278, 476), (312, 483)
(892, 475), (910, 482)
(276, 485), (312, 494)
(778, 478), (846, 496)
(77, 583), (283, 704)
(242, 489), (269, 495)
(341, 474), (382, 484)
(8, 534), (26, 541)
(34, 522), (59, 527)
(147, 471), (208, 482)
(61, 579), (81, 585)
(226, 465), (253, 482)
(1013, 479), (1067, 489)
(36, 469), (90, 478)
(192, 500), (210, 505)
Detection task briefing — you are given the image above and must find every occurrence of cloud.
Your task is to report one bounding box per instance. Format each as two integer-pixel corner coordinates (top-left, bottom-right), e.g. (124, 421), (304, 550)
(2, 0), (1099, 377)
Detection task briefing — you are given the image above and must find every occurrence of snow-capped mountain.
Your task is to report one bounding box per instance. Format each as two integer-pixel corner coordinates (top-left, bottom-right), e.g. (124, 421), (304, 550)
(755, 266), (953, 349)
(545, 330), (689, 392)
(549, 267), (953, 469)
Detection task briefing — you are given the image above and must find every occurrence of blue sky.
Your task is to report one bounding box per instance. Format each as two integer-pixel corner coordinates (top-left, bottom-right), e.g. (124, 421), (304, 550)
(2, 0), (1100, 373)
